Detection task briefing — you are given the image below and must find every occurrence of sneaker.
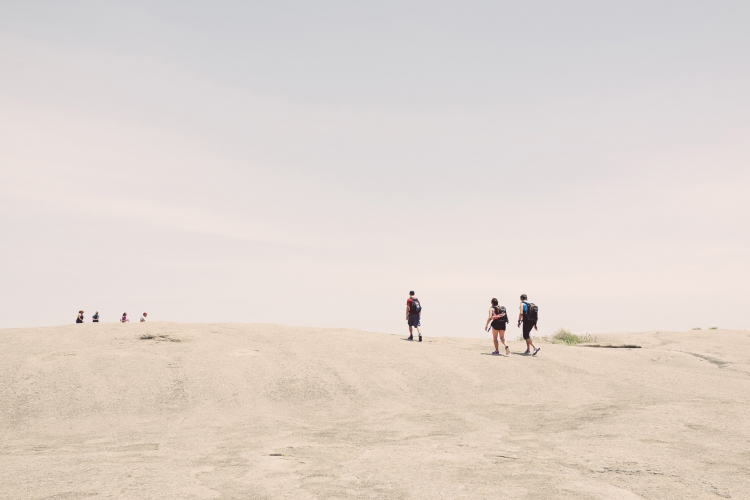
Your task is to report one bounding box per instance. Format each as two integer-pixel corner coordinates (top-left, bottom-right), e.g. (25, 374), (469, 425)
(407, 335), (413, 341)
(504, 346), (510, 356)
(533, 347), (541, 356)
(418, 335), (422, 342)
(491, 350), (500, 355)
(523, 350), (531, 355)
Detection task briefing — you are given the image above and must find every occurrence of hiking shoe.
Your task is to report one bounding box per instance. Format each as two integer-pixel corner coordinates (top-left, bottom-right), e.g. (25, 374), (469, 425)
(418, 335), (422, 342)
(407, 335), (413, 341)
(492, 350), (500, 356)
(533, 347), (541, 356)
(505, 346), (510, 355)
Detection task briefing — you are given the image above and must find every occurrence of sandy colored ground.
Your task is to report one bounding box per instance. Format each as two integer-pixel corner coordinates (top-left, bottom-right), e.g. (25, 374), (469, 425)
(1, 323), (748, 499)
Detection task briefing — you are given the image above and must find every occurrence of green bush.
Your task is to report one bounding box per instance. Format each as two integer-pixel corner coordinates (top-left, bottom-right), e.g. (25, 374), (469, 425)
(692, 327), (702, 330)
(709, 327), (718, 330)
(551, 328), (579, 344)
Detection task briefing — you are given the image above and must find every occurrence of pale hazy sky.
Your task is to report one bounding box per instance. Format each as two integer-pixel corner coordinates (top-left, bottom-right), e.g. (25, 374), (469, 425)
(1, 1), (748, 336)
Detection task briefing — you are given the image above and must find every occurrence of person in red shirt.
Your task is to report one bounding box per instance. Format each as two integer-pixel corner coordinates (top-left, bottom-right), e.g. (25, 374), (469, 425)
(406, 291), (422, 342)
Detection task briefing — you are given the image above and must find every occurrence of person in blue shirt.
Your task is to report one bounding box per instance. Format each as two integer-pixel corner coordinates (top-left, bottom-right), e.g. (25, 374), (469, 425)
(517, 294), (540, 355)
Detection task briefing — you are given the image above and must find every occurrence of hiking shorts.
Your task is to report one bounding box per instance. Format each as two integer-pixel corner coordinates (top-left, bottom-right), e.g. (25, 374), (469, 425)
(522, 321), (536, 339)
(491, 319), (507, 331)
(408, 313), (421, 327)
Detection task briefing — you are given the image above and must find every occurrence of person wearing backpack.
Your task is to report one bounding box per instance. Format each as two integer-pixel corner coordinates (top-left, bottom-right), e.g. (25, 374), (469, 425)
(484, 298), (509, 355)
(406, 290), (422, 342)
(517, 294), (540, 355)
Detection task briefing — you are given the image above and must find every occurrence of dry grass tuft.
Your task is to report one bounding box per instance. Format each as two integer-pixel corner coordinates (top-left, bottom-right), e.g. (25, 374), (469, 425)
(548, 328), (596, 346)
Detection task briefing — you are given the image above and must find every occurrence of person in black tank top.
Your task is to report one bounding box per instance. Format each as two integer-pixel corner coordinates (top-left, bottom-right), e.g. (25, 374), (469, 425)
(484, 298), (509, 355)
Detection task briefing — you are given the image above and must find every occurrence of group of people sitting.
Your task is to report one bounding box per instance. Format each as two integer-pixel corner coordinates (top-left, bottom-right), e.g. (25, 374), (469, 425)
(76, 311), (147, 323)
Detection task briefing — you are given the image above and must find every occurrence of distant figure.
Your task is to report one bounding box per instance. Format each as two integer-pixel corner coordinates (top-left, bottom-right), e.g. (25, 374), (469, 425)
(406, 290), (422, 342)
(76, 310), (84, 323)
(485, 298), (509, 355)
(517, 294), (540, 355)
(92, 311), (100, 323)
(140, 312), (147, 322)
(121, 312), (130, 323)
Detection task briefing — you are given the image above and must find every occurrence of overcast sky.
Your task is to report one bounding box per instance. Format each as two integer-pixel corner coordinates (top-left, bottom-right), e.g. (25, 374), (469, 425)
(1, 1), (748, 336)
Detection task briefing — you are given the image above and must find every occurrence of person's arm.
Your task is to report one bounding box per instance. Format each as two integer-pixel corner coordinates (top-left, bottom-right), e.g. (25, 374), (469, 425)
(406, 303), (410, 320)
(485, 308), (493, 329)
(517, 304), (523, 327)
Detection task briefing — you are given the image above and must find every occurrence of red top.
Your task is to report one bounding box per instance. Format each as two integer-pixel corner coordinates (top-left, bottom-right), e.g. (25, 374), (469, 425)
(407, 297), (419, 312)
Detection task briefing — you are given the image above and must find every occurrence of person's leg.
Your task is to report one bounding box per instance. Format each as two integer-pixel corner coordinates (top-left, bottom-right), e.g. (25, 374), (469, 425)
(408, 324), (413, 339)
(522, 322), (533, 353)
(492, 329), (499, 353)
(529, 322), (540, 354)
(499, 329), (509, 354)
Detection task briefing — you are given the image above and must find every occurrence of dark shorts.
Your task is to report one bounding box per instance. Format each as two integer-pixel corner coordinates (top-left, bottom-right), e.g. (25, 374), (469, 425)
(408, 313), (421, 327)
(522, 321), (536, 339)
(490, 319), (506, 331)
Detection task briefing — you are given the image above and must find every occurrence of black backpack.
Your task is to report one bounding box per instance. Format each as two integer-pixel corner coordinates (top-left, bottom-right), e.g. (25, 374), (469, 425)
(410, 298), (422, 313)
(523, 301), (539, 322)
(492, 306), (508, 322)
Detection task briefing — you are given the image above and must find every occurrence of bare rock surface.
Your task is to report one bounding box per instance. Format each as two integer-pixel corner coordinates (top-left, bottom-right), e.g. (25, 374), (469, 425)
(1, 323), (749, 499)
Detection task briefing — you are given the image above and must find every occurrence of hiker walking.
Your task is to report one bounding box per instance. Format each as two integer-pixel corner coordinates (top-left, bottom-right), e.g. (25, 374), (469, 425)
(485, 298), (509, 355)
(406, 290), (422, 342)
(517, 294), (540, 355)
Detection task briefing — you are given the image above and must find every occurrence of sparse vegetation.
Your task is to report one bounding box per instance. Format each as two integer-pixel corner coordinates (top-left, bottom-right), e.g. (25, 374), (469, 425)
(709, 327), (718, 330)
(548, 328), (596, 346)
(140, 334), (181, 342)
(692, 327), (702, 330)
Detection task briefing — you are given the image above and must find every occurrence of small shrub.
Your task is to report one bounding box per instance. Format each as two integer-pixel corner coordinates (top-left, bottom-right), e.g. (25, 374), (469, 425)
(692, 327), (702, 330)
(709, 327), (718, 330)
(551, 329), (579, 345)
(550, 328), (596, 345)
